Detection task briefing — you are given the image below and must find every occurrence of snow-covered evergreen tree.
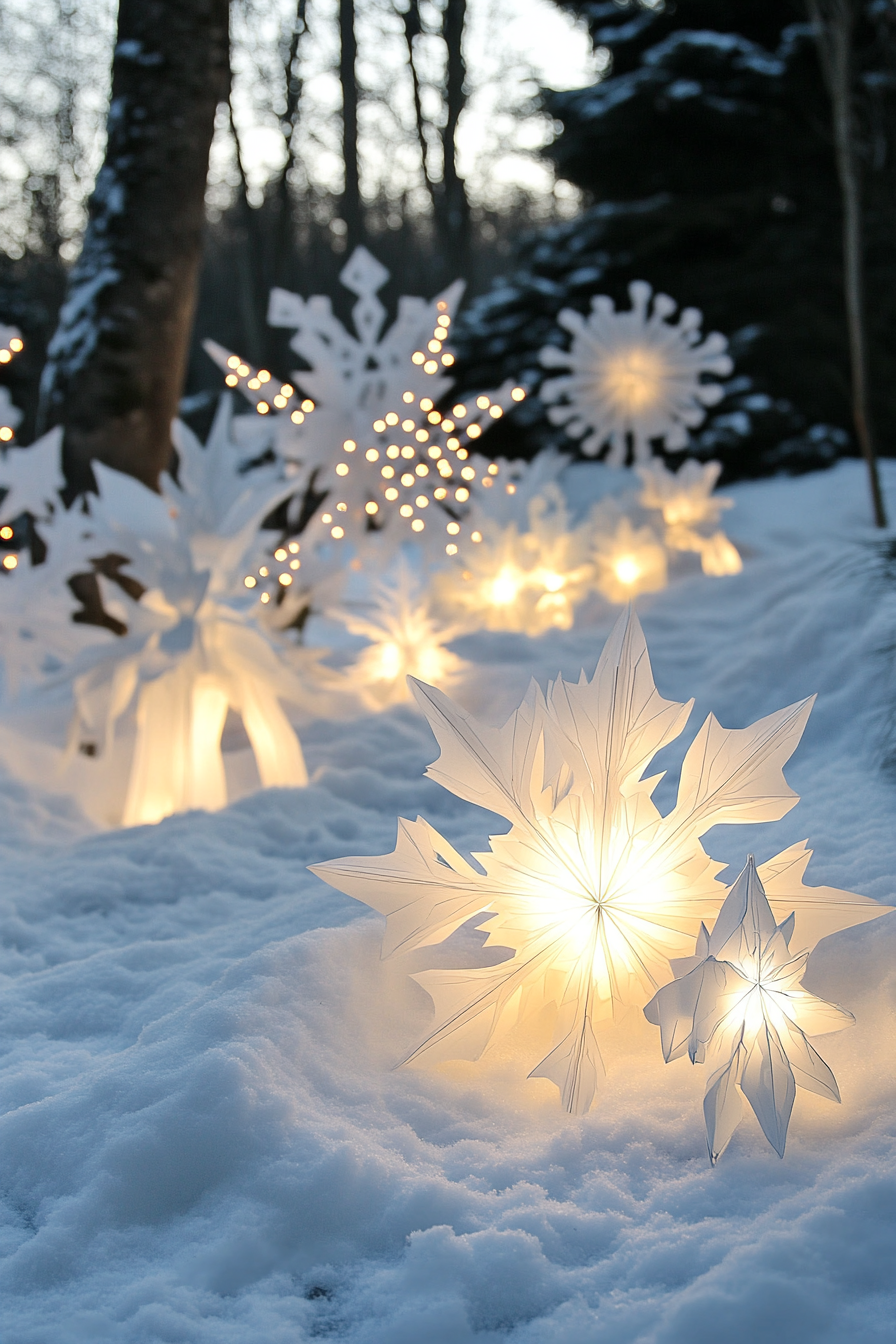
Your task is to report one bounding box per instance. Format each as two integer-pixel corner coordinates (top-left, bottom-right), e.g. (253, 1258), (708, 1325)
(453, 0), (896, 478)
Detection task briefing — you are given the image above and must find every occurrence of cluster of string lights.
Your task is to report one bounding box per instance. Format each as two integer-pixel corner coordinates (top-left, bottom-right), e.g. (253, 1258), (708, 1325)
(0, 328), (24, 443)
(302, 302), (526, 553)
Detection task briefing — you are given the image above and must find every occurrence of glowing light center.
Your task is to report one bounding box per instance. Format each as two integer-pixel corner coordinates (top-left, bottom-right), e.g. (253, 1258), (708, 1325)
(490, 567), (525, 605)
(599, 346), (667, 413)
(613, 555), (641, 586)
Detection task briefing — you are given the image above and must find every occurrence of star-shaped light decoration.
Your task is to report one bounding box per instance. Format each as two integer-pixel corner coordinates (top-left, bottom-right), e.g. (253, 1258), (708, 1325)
(540, 281), (732, 464)
(643, 855), (885, 1162)
(637, 457), (742, 577)
(204, 248), (525, 558)
(311, 609), (883, 1114)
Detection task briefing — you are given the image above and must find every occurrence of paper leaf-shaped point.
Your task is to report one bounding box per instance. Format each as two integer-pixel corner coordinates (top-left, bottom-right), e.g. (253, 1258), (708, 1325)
(644, 855), (869, 1163)
(310, 608), (863, 1115)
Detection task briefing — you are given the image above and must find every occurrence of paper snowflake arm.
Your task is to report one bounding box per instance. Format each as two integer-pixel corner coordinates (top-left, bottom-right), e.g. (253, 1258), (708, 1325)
(645, 855), (862, 1162)
(0, 428), (66, 522)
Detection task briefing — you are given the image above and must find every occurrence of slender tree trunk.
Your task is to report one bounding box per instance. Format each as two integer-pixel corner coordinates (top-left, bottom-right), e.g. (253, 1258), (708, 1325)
(808, 0), (887, 528)
(228, 97), (266, 366)
(38, 0), (230, 494)
(271, 0), (307, 295)
(339, 0), (363, 248)
(401, 0), (439, 217)
(441, 0), (470, 275)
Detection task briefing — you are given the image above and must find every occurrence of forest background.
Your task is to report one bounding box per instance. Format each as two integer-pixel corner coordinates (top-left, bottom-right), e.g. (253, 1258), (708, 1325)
(1, 0), (895, 488)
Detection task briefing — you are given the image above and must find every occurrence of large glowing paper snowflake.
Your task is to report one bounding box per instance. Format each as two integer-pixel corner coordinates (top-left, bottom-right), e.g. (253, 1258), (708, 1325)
(644, 855), (883, 1162)
(70, 427), (322, 825)
(638, 457), (742, 577)
(540, 281), (733, 464)
(436, 484), (594, 635)
(204, 248), (526, 557)
(336, 564), (467, 709)
(311, 608), (878, 1114)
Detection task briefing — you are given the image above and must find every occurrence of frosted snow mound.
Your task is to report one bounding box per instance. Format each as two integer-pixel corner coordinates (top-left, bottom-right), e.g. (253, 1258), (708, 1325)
(1, 462), (895, 1342)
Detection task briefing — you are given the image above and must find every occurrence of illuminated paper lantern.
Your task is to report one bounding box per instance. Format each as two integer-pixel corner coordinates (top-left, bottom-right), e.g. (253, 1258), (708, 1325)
(637, 457), (742, 576)
(70, 440), (318, 825)
(311, 608), (878, 1114)
(540, 281), (732, 464)
(644, 855), (887, 1162)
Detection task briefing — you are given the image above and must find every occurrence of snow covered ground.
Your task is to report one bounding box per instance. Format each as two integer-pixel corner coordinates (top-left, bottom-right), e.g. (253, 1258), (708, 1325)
(1, 460), (895, 1343)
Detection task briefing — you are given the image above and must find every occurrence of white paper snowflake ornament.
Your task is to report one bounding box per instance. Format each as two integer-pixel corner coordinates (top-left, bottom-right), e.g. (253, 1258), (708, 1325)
(436, 484), (594, 635)
(637, 457), (742, 577)
(311, 607), (854, 1115)
(205, 249), (526, 558)
(335, 563), (468, 709)
(643, 855), (882, 1163)
(69, 448), (319, 826)
(540, 281), (733, 464)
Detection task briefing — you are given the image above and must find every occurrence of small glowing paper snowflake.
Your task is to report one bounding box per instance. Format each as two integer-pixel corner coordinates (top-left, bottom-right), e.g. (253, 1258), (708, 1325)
(591, 512), (668, 605)
(637, 457), (742, 577)
(437, 485), (594, 635)
(204, 248), (526, 556)
(644, 855), (883, 1162)
(336, 564), (467, 709)
(540, 281), (733, 464)
(312, 609), (882, 1114)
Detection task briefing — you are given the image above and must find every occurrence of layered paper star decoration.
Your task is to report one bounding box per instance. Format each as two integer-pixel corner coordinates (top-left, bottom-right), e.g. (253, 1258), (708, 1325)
(312, 608), (886, 1116)
(645, 855), (872, 1162)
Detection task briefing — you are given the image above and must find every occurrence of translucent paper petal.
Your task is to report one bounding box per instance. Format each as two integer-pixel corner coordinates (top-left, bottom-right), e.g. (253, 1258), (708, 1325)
(758, 841), (890, 952)
(704, 1042), (745, 1165)
(740, 1021), (796, 1158)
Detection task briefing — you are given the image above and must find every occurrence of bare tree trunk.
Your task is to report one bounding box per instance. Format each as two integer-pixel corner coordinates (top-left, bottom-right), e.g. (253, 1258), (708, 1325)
(38, 0), (230, 494)
(228, 97), (267, 366)
(808, 0), (887, 528)
(401, 1), (439, 217)
(441, 0), (470, 275)
(339, 0), (363, 248)
(271, 0), (307, 293)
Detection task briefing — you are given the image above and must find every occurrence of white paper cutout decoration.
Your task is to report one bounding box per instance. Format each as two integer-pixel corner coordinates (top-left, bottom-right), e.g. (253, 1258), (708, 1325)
(311, 608), (879, 1115)
(540, 281), (732, 464)
(643, 855), (880, 1163)
(637, 457), (742, 577)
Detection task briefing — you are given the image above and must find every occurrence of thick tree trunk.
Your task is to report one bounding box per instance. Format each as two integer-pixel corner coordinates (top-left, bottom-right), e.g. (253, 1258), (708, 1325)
(38, 0), (230, 494)
(339, 0), (364, 248)
(808, 0), (887, 528)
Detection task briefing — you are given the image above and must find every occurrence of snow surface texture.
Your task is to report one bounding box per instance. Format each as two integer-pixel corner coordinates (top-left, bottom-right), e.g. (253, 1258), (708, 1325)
(1, 461), (896, 1343)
